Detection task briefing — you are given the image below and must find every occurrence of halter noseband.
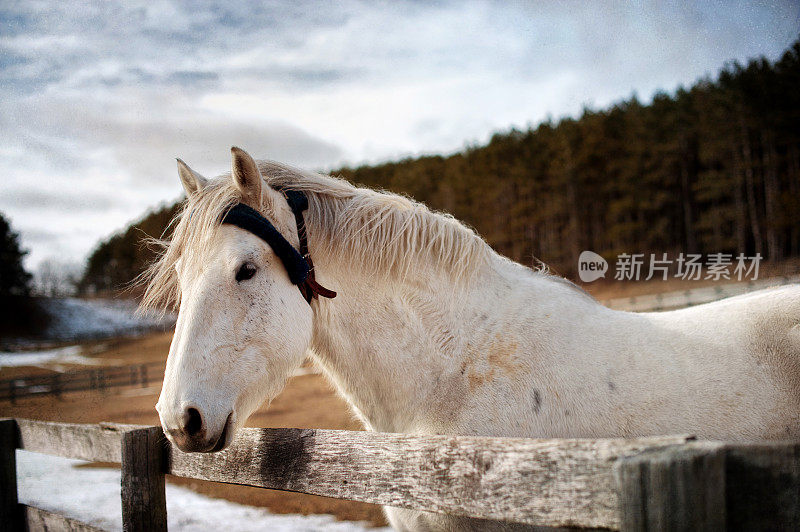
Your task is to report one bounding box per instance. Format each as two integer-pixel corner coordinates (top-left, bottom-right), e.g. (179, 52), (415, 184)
(220, 189), (336, 304)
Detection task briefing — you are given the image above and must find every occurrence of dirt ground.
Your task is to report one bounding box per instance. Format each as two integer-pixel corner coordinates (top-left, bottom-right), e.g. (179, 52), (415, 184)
(0, 332), (387, 527)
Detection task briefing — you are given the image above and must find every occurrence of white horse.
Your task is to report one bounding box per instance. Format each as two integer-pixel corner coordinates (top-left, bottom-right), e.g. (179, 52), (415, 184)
(146, 147), (800, 531)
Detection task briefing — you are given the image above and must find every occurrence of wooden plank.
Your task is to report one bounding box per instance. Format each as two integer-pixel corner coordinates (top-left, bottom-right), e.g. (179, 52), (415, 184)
(0, 419), (22, 530)
(14, 418), (795, 529)
(167, 427), (689, 528)
(121, 427), (168, 532)
(16, 418), (130, 463)
(22, 504), (105, 532)
(614, 441), (726, 531)
(724, 442), (800, 530)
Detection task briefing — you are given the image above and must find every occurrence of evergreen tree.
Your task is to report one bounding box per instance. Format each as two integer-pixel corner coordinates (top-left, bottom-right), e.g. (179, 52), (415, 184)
(0, 212), (32, 297)
(0, 212), (48, 339)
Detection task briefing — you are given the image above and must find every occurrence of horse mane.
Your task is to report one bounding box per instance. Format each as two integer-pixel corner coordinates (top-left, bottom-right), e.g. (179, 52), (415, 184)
(138, 161), (491, 313)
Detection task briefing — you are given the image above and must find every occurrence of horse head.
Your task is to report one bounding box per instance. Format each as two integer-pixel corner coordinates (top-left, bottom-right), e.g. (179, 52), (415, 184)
(155, 147), (314, 452)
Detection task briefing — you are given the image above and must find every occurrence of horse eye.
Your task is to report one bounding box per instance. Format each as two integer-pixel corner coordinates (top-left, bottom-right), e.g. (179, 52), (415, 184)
(235, 263), (257, 283)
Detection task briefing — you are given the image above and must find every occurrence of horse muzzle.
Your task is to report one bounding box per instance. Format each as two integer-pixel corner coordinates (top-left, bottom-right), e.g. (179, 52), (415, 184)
(162, 407), (233, 453)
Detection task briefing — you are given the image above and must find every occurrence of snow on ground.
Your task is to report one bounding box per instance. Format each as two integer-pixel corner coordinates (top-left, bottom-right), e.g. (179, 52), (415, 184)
(17, 451), (390, 532)
(0, 345), (103, 368)
(35, 297), (175, 342)
(4, 298), (175, 350)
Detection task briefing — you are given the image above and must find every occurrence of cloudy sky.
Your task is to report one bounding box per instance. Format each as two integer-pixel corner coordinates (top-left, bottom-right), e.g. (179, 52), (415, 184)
(1, 1), (798, 269)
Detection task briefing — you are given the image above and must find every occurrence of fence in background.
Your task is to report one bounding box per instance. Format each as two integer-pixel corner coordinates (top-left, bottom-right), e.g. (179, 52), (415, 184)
(1, 418), (798, 531)
(600, 275), (800, 312)
(0, 362), (163, 403)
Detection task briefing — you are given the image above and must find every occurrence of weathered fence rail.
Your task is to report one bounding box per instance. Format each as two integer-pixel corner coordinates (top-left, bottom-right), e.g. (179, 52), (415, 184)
(0, 362), (163, 403)
(1, 418), (798, 531)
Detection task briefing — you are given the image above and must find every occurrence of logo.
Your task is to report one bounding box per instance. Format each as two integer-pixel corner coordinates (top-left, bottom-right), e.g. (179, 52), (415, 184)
(578, 251), (608, 282)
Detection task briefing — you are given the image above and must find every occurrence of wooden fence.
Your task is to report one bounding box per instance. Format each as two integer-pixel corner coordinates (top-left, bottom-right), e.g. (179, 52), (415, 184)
(1, 418), (798, 531)
(0, 363), (163, 403)
(600, 275), (800, 312)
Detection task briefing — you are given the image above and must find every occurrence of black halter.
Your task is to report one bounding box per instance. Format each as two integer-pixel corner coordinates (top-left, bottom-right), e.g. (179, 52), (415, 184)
(221, 190), (336, 304)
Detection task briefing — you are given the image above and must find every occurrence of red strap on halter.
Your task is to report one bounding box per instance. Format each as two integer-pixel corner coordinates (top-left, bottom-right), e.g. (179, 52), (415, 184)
(301, 258), (337, 301)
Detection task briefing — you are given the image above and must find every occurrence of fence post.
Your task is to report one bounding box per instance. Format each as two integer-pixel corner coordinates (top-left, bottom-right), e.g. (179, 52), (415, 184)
(723, 443), (800, 529)
(121, 427), (167, 532)
(0, 419), (21, 530)
(52, 374), (62, 399)
(614, 442), (726, 531)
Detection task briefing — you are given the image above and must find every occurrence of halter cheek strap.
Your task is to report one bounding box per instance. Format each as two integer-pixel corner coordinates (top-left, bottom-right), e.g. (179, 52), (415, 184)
(220, 191), (336, 304)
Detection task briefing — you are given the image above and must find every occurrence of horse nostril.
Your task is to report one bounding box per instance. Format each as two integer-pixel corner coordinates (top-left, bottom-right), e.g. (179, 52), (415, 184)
(184, 407), (203, 437)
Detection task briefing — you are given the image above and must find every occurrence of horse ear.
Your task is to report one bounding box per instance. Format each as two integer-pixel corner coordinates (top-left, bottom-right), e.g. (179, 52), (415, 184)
(176, 159), (207, 198)
(231, 147), (264, 207)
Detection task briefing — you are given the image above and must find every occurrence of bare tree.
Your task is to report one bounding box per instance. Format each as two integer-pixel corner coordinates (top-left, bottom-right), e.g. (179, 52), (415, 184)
(34, 258), (81, 297)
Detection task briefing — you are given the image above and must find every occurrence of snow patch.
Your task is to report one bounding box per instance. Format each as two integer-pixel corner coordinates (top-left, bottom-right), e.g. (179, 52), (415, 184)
(0, 345), (101, 368)
(38, 298), (175, 342)
(16, 451), (389, 531)
(5, 297), (175, 349)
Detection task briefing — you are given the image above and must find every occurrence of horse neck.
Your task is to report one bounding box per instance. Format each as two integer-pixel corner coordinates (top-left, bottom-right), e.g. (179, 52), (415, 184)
(307, 247), (507, 433)
(304, 229), (556, 432)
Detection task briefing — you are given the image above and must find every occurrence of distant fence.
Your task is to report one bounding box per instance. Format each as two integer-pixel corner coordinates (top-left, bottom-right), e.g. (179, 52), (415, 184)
(600, 275), (800, 312)
(0, 363), (163, 403)
(2, 418), (799, 531)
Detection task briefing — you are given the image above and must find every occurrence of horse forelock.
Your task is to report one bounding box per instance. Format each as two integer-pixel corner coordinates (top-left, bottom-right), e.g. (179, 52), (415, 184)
(137, 178), (240, 314)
